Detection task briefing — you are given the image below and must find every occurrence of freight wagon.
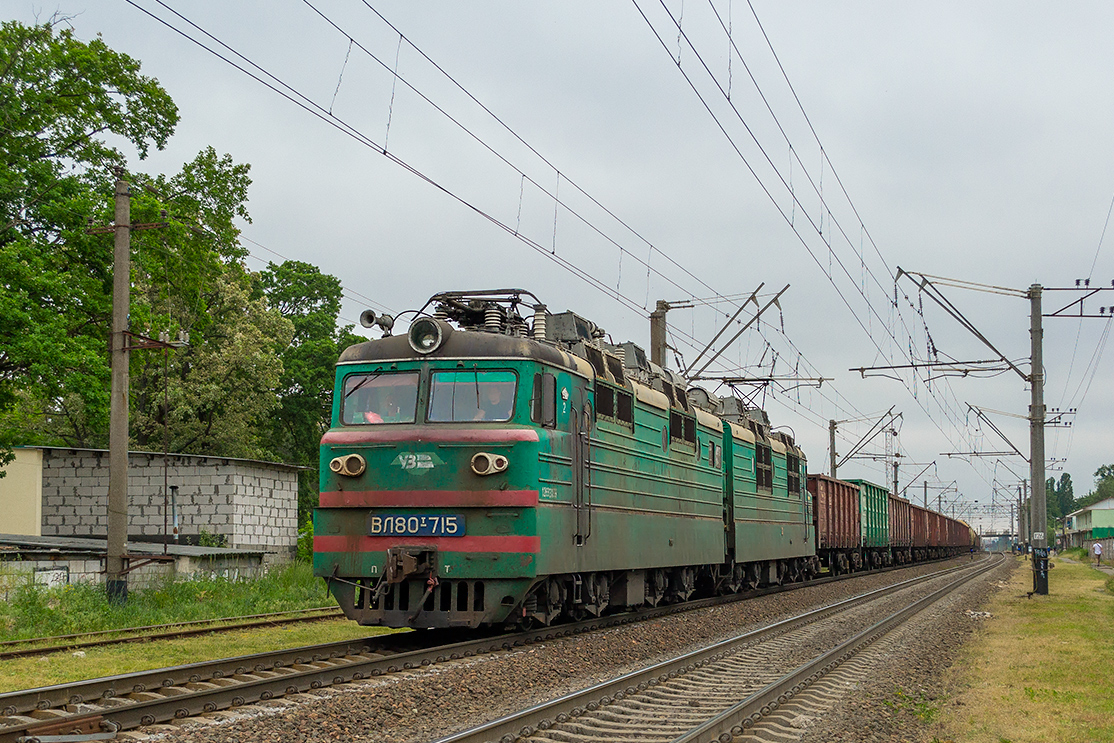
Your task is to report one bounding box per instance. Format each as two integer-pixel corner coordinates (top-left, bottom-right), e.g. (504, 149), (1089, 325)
(808, 474), (975, 570)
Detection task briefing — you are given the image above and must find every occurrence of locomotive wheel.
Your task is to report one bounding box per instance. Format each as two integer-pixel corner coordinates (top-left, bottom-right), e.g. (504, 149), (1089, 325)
(647, 569), (667, 607)
(729, 564), (745, 594)
(670, 567), (696, 602)
(745, 563), (760, 590)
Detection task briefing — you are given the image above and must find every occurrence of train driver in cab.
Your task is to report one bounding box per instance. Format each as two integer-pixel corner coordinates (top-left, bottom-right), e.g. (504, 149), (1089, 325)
(474, 382), (514, 421)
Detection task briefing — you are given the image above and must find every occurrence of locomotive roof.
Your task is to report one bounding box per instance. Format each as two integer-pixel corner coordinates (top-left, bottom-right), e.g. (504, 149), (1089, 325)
(338, 329), (585, 375)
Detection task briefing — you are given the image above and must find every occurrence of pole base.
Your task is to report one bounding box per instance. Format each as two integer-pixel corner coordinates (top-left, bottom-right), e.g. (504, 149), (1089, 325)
(1032, 548), (1049, 595)
(107, 578), (128, 605)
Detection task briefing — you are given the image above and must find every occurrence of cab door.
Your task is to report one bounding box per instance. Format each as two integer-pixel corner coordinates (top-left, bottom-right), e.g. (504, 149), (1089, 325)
(571, 386), (592, 545)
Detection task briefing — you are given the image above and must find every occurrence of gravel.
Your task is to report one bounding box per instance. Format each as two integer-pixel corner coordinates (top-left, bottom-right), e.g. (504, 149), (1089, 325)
(127, 557), (999, 743)
(794, 555), (1015, 743)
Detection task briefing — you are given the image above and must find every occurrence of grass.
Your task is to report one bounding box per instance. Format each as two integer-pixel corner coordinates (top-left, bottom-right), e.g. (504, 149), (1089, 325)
(0, 561), (335, 641)
(0, 619), (390, 693)
(884, 686), (942, 723)
(0, 561), (402, 692)
(939, 555), (1114, 742)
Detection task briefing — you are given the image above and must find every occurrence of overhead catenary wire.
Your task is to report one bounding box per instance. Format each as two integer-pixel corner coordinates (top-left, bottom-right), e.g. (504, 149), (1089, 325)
(128, 0), (657, 323)
(129, 0), (979, 492)
(632, 0), (985, 477)
(129, 0), (874, 435)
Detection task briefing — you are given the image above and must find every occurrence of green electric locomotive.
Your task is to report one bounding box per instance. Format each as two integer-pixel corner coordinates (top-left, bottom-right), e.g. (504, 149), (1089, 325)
(313, 290), (815, 629)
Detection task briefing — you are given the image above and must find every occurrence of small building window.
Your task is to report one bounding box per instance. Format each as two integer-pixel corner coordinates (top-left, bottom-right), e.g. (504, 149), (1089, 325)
(755, 441), (773, 491)
(596, 385), (615, 418)
(787, 453), (801, 496)
(670, 411), (697, 449)
(616, 389), (634, 424)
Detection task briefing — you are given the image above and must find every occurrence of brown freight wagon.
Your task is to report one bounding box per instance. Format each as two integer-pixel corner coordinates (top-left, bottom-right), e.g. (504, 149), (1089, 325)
(909, 502), (931, 561)
(807, 474), (862, 574)
(888, 494), (913, 564)
(928, 510), (944, 555)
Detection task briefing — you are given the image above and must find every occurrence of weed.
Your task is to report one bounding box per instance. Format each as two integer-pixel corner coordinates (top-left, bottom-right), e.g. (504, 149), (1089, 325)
(885, 686), (941, 723)
(197, 528), (228, 548)
(0, 562), (333, 641)
(297, 520), (314, 563)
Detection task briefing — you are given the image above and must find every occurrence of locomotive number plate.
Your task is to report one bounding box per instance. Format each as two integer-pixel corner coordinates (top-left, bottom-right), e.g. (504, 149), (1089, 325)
(368, 514), (466, 537)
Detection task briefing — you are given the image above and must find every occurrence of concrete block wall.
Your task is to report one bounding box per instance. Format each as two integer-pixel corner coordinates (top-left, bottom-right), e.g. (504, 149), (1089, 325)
(39, 449), (298, 562)
(0, 553), (267, 598)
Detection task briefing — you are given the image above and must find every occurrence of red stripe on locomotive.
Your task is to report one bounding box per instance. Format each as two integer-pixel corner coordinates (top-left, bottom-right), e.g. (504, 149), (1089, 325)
(319, 489), (539, 508)
(314, 535), (541, 553)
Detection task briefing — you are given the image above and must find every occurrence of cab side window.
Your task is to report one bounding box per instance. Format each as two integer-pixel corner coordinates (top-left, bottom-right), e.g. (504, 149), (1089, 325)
(532, 372), (556, 428)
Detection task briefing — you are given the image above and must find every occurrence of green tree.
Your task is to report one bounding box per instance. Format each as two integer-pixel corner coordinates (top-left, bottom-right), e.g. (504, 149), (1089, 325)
(1055, 473), (1074, 518)
(0, 18), (177, 469)
(259, 260), (361, 522)
(124, 148), (297, 459)
(1076, 465), (1114, 511)
(0, 21), (297, 468)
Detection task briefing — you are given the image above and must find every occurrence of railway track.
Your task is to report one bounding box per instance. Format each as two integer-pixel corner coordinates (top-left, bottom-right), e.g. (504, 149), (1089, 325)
(0, 607), (346, 662)
(0, 557), (983, 743)
(436, 554), (1002, 743)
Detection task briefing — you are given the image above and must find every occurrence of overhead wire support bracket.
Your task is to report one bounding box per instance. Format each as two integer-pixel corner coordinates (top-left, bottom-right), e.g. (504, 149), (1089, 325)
(687, 284), (789, 379)
(835, 405), (898, 471)
(849, 359), (1012, 378)
(1043, 284), (1114, 318)
(680, 282), (764, 377)
(966, 403), (1027, 461)
(895, 267), (1029, 383)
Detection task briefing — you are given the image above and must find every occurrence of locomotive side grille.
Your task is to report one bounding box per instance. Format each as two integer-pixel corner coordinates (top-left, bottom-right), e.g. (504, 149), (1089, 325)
(457, 582), (469, 612)
(473, 581), (485, 612)
(439, 581), (452, 611)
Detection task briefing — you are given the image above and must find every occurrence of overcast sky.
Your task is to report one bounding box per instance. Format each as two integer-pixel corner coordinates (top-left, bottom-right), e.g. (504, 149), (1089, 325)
(9, 1), (1114, 533)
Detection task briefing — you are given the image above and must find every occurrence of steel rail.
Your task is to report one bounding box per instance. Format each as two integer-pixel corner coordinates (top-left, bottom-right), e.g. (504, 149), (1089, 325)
(0, 554), (946, 719)
(672, 554), (1003, 742)
(0, 555), (978, 743)
(0, 608), (345, 661)
(431, 556), (994, 743)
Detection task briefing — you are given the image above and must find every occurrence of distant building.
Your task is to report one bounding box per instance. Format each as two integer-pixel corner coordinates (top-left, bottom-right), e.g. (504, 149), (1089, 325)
(1064, 496), (1114, 551)
(0, 446), (300, 563)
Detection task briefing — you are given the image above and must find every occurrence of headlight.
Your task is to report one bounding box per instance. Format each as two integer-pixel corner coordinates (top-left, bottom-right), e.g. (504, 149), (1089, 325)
(408, 317), (447, 354)
(470, 452), (509, 476)
(329, 453), (366, 477)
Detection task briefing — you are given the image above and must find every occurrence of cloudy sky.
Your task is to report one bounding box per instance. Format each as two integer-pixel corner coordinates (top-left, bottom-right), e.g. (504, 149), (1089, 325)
(10, 1), (1114, 533)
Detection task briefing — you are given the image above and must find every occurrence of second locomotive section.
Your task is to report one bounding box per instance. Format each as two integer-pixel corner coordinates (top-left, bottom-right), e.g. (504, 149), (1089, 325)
(314, 292), (814, 629)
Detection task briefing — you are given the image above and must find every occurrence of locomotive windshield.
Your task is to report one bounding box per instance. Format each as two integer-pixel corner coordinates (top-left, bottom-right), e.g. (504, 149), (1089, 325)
(429, 370), (516, 422)
(342, 371), (419, 425)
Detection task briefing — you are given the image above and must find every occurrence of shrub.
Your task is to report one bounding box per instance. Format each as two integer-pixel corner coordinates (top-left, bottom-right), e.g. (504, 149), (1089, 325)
(297, 520), (314, 563)
(198, 528), (228, 548)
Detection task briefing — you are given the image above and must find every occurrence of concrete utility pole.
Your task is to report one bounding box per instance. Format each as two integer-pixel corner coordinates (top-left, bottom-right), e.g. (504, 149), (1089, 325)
(923, 481), (928, 509)
(1029, 285), (1049, 593)
(107, 171), (130, 604)
(1011, 499), (1020, 545)
(650, 300), (669, 369)
(829, 420), (837, 477)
